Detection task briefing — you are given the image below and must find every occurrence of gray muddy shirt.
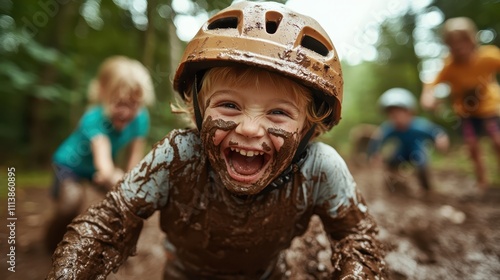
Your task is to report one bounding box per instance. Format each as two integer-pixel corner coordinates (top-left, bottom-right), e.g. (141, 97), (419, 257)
(47, 128), (386, 279)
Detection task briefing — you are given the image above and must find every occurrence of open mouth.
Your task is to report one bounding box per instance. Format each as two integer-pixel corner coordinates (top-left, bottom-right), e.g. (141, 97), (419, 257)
(223, 147), (271, 183)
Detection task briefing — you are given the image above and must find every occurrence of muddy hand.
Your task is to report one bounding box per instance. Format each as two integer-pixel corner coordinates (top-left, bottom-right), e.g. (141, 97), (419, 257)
(93, 168), (125, 191)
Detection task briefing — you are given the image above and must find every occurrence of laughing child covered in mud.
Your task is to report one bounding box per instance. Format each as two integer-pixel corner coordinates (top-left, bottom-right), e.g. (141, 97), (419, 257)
(45, 56), (155, 252)
(47, 2), (386, 279)
(420, 17), (500, 192)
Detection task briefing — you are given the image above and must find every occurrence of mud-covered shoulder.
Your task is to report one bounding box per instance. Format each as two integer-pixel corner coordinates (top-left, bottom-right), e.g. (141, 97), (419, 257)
(301, 142), (358, 217)
(120, 128), (204, 217)
(151, 128), (199, 149)
(301, 142), (354, 184)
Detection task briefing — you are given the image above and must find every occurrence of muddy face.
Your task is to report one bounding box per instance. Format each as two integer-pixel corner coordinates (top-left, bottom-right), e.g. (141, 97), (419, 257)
(198, 73), (307, 195)
(201, 116), (301, 195)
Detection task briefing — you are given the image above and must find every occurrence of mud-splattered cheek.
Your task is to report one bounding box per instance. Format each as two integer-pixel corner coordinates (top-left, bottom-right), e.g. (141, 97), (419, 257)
(266, 127), (300, 175)
(200, 116), (238, 169)
(269, 134), (284, 152)
(268, 130), (299, 153)
(213, 129), (229, 146)
(268, 128), (299, 154)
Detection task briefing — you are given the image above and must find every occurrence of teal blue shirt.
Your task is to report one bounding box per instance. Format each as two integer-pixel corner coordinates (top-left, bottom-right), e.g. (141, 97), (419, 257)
(53, 105), (150, 179)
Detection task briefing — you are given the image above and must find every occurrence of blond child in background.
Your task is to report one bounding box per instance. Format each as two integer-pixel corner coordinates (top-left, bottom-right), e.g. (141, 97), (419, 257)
(44, 56), (155, 252)
(47, 2), (386, 279)
(420, 17), (500, 192)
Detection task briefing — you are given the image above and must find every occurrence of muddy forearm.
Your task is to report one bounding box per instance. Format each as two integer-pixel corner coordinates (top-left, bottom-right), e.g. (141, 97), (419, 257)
(330, 214), (387, 279)
(47, 190), (143, 279)
(319, 192), (387, 279)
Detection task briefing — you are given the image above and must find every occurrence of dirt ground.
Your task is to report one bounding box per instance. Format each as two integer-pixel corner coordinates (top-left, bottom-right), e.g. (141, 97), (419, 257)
(1, 163), (499, 279)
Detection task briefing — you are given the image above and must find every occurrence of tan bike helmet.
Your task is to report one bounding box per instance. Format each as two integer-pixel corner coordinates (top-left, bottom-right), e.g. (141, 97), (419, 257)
(173, 0), (343, 129)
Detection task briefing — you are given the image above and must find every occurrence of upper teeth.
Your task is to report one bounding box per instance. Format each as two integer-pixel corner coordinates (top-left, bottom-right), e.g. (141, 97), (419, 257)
(230, 148), (264, 157)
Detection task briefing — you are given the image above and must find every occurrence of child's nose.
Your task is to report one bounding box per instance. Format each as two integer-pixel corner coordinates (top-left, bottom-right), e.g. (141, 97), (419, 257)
(235, 117), (265, 138)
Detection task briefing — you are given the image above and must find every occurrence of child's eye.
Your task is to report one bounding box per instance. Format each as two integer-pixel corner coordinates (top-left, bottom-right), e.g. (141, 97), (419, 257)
(219, 102), (239, 110)
(269, 109), (291, 117)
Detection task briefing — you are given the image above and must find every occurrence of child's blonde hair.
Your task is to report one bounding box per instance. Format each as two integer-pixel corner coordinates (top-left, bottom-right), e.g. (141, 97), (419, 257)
(88, 56), (155, 107)
(172, 66), (332, 137)
(442, 17), (477, 46)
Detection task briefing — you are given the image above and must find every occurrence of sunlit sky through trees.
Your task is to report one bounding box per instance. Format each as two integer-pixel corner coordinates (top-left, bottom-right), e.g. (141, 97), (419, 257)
(77, 0), (498, 83)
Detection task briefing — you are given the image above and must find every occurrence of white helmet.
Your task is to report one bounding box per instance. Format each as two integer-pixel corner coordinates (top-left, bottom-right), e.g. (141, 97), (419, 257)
(378, 88), (417, 110)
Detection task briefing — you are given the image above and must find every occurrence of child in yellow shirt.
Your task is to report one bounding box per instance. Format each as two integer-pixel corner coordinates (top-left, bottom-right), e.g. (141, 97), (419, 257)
(421, 17), (500, 191)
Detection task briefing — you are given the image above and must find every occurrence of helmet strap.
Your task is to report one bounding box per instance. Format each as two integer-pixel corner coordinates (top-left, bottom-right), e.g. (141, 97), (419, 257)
(292, 124), (315, 163)
(192, 73), (204, 130)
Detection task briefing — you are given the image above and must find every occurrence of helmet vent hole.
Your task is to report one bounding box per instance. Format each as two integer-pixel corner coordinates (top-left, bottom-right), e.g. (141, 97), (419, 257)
(208, 17), (238, 30)
(301, 35), (329, 56)
(266, 21), (278, 34)
(265, 11), (282, 34)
